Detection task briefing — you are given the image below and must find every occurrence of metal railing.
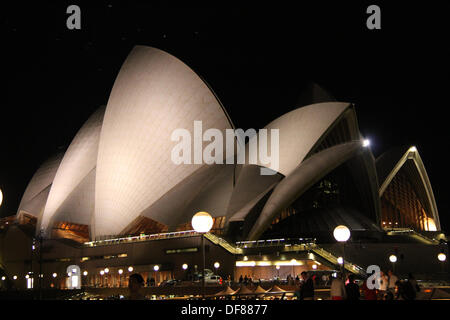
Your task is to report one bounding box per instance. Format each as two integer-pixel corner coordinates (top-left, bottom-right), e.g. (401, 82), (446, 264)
(204, 233), (243, 255)
(84, 230), (200, 247)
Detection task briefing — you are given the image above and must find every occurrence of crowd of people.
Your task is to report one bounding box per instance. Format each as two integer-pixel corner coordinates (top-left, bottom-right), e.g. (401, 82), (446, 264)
(123, 270), (421, 300)
(295, 270), (420, 300)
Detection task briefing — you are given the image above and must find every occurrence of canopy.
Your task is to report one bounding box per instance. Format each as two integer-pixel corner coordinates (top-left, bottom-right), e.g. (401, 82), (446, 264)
(212, 286), (236, 296)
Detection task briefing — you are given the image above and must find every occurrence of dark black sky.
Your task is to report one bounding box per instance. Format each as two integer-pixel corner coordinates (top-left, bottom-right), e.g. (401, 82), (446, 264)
(1, 2), (449, 229)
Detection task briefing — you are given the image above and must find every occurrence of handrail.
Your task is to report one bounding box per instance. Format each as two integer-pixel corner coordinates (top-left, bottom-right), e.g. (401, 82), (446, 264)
(385, 228), (439, 244)
(204, 233), (243, 255)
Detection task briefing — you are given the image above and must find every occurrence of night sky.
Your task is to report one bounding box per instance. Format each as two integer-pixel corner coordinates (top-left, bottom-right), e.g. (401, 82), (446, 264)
(1, 2), (449, 230)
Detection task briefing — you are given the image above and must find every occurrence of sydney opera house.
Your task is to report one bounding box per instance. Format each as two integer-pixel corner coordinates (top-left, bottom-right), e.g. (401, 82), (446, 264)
(0, 46), (447, 290)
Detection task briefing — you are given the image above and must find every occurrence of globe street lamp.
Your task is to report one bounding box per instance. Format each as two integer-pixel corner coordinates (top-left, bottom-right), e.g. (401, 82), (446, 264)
(333, 225), (350, 273)
(100, 270), (105, 287)
(438, 252), (447, 274)
(214, 262), (220, 271)
(82, 271), (88, 288)
(128, 266), (133, 272)
(153, 265), (160, 286)
(182, 263), (188, 270)
(389, 254), (397, 273)
(104, 268), (109, 287)
(191, 211), (213, 299)
(118, 269), (123, 287)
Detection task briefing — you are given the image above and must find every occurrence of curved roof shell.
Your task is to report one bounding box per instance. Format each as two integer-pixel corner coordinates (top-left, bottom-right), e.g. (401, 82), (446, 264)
(38, 107), (105, 235)
(94, 46), (233, 238)
(376, 146), (440, 230)
(248, 102), (354, 176)
(17, 152), (64, 219)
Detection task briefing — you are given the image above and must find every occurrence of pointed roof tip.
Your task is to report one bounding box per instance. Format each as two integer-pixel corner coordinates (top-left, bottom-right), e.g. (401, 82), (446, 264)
(212, 285), (236, 296)
(296, 82), (337, 107)
(233, 284), (255, 295)
(253, 285), (268, 294)
(267, 284), (286, 293)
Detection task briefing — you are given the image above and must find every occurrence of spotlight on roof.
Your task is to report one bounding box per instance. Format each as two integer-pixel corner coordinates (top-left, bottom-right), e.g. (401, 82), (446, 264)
(362, 139), (370, 147)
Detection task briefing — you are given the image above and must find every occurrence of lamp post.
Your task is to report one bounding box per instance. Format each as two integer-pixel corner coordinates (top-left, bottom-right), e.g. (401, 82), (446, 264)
(153, 265), (160, 286)
(118, 269), (123, 287)
(100, 270), (104, 287)
(438, 252), (446, 274)
(389, 254), (397, 273)
(191, 211), (213, 299)
(104, 268), (109, 287)
(333, 225), (350, 274)
(83, 271), (88, 288)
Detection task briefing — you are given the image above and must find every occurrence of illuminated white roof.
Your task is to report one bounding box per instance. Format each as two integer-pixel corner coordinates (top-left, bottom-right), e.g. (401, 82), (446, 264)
(17, 153), (63, 218)
(94, 46), (232, 237)
(38, 107), (105, 234)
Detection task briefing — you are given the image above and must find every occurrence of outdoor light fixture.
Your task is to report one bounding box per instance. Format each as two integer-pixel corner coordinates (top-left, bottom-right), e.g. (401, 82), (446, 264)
(1, 276), (5, 281)
(438, 253), (447, 262)
(191, 211), (213, 233)
(25, 275), (29, 279)
(337, 257), (344, 265)
(276, 265), (280, 270)
(104, 268), (109, 273)
(362, 139), (370, 147)
(13, 275), (17, 280)
(118, 269), (123, 275)
(182, 263), (188, 270)
(333, 225), (351, 242)
(52, 273), (57, 278)
(191, 211), (213, 299)
(214, 262), (220, 269)
(100, 270), (104, 275)
(128, 266), (133, 272)
(312, 264), (318, 270)
(409, 146), (417, 152)
(83, 271), (88, 276)
(389, 255), (397, 263)
(0, 188), (3, 207)
(153, 265), (160, 272)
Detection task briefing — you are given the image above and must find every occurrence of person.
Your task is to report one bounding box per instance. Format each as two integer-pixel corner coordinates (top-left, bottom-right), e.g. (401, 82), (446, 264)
(345, 274), (360, 300)
(299, 271), (314, 300)
(244, 275), (248, 284)
(360, 273), (377, 300)
(150, 277), (155, 287)
(239, 275), (243, 284)
(128, 273), (146, 300)
(321, 274), (327, 286)
(387, 270), (398, 294)
(394, 280), (416, 300)
(330, 273), (346, 300)
(408, 273), (420, 294)
(378, 271), (388, 299)
(146, 277), (150, 287)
